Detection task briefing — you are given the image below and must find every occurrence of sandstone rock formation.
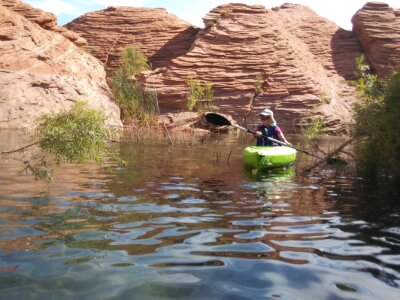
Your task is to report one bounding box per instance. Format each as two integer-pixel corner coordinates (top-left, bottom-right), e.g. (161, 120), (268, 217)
(0, 0), (87, 46)
(0, 5), (121, 129)
(352, 1), (400, 77)
(139, 4), (362, 133)
(65, 6), (199, 76)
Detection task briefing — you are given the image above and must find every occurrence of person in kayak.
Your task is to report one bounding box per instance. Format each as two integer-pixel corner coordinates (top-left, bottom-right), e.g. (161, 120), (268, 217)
(254, 109), (291, 146)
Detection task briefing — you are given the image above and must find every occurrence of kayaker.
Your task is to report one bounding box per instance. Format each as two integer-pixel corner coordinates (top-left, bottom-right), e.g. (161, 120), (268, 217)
(254, 109), (292, 146)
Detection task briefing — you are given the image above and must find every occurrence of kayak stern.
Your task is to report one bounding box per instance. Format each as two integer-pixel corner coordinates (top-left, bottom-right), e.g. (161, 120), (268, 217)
(243, 146), (297, 170)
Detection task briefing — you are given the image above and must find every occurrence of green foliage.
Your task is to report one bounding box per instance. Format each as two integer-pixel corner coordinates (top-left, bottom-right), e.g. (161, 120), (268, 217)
(353, 54), (400, 180)
(19, 160), (51, 181)
(110, 47), (158, 123)
(186, 77), (214, 113)
(255, 74), (264, 96)
(303, 117), (325, 141)
(2, 102), (124, 180)
(205, 21), (215, 29)
(37, 101), (112, 164)
(296, 116), (325, 159)
(354, 55), (384, 105)
(319, 93), (331, 104)
(118, 46), (149, 76)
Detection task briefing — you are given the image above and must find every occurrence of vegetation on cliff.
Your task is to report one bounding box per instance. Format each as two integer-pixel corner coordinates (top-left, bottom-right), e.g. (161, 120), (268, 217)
(353, 55), (400, 180)
(110, 47), (158, 124)
(186, 77), (214, 113)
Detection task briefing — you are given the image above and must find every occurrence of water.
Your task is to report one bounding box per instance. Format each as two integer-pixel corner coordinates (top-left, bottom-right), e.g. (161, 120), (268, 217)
(0, 132), (400, 299)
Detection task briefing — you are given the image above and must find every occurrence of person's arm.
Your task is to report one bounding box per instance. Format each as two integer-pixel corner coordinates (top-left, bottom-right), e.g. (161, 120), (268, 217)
(254, 125), (263, 138)
(277, 132), (291, 146)
(275, 126), (292, 146)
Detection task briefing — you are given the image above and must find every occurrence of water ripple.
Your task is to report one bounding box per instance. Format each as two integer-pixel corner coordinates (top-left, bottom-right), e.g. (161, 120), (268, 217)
(1, 140), (400, 299)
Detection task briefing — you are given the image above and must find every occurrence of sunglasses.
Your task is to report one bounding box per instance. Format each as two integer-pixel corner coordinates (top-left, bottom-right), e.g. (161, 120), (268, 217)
(260, 115), (271, 121)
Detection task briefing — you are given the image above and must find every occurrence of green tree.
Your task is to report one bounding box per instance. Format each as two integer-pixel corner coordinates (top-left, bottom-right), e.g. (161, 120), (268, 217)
(111, 47), (158, 123)
(1, 101), (123, 180)
(186, 77), (214, 113)
(353, 55), (400, 180)
(303, 116), (325, 141)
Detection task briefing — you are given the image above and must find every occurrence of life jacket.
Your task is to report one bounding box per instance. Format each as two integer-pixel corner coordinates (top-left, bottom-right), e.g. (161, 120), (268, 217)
(255, 123), (282, 146)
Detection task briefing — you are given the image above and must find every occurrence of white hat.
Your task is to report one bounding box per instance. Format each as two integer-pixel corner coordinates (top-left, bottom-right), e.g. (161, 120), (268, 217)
(259, 109), (273, 117)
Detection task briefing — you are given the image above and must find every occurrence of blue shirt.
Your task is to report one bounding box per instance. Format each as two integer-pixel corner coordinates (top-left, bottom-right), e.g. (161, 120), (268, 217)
(255, 124), (282, 146)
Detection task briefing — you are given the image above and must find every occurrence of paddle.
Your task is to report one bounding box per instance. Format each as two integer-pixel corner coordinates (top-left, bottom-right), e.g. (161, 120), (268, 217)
(204, 112), (326, 160)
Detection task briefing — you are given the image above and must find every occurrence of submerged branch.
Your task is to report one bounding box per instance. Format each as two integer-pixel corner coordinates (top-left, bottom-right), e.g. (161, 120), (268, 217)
(1, 141), (41, 155)
(303, 136), (358, 173)
(157, 102), (173, 145)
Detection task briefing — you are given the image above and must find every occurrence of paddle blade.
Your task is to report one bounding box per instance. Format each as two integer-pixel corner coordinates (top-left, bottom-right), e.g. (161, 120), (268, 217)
(204, 113), (232, 126)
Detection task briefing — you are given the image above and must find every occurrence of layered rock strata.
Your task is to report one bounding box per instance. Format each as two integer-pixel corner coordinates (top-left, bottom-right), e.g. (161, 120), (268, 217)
(0, 0), (87, 46)
(273, 4), (361, 80)
(140, 4), (362, 133)
(352, 1), (400, 77)
(65, 6), (199, 76)
(0, 5), (121, 129)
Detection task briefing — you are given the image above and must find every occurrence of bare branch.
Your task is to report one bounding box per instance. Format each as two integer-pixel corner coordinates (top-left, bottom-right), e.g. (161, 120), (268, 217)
(303, 136), (358, 173)
(1, 141), (41, 155)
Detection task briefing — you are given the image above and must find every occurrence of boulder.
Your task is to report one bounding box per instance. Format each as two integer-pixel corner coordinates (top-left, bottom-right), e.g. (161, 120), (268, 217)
(0, 5), (121, 129)
(0, 0), (87, 46)
(65, 6), (199, 76)
(352, 1), (400, 77)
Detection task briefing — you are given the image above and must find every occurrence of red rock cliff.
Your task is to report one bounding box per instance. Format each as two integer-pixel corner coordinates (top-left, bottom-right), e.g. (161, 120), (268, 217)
(140, 4), (362, 133)
(352, 1), (400, 77)
(0, 5), (121, 129)
(0, 0), (87, 46)
(65, 6), (199, 76)
(0, 0), (56, 28)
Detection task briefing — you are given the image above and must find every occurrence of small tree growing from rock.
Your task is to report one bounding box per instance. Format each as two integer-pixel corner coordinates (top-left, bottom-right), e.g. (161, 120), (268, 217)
(111, 47), (158, 124)
(254, 74), (264, 96)
(186, 77), (214, 113)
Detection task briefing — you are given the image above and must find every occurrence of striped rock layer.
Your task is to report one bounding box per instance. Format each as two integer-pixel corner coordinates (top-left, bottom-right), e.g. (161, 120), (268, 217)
(0, 5), (121, 129)
(0, 0), (87, 46)
(140, 4), (362, 133)
(352, 1), (400, 77)
(65, 6), (199, 76)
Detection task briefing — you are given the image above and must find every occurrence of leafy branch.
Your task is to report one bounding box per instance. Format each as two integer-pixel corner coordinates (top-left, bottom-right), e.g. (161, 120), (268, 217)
(1, 101), (124, 180)
(352, 54), (400, 180)
(186, 77), (214, 113)
(110, 46), (158, 124)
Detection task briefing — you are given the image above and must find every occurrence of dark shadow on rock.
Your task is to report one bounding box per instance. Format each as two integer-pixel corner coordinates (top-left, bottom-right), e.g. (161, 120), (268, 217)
(330, 28), (363, 80)
(149, 27), (200, 69)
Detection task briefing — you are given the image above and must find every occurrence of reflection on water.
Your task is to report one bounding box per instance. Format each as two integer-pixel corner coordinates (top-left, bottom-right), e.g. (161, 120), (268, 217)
(0, 132), (399, 299)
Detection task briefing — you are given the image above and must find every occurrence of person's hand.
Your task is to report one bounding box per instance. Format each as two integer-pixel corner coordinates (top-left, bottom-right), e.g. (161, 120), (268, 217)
(255, 131), (262, 137)
(286, 141), (292, 146)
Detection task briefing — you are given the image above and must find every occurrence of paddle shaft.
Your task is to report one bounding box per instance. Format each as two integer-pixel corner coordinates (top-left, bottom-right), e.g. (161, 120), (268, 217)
(231, 124), (325, 160)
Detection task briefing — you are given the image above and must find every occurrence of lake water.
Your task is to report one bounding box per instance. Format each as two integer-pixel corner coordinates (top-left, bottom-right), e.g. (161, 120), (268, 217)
(0, 132), (399, 299)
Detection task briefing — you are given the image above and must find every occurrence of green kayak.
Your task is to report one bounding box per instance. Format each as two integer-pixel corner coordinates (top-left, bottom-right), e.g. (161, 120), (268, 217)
(242, 146), (297, 170)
